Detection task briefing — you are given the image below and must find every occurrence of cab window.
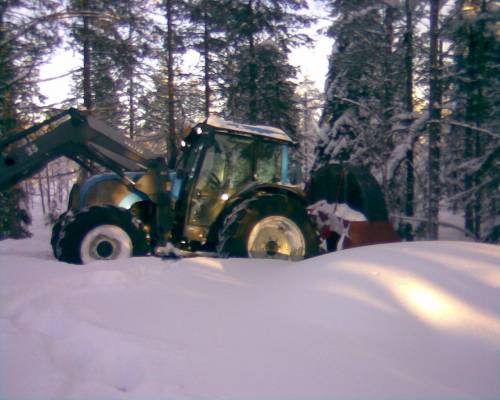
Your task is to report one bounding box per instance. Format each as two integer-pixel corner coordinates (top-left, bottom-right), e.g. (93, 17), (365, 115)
(255, 142), (281, 183)
(220, 135), (253, 191)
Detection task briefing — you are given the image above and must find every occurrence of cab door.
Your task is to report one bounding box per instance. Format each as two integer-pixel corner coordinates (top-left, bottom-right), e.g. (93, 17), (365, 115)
(184, 133), (254, 242)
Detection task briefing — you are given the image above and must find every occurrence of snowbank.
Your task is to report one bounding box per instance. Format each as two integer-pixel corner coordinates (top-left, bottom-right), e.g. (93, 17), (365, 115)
(0, 220), (499, 399)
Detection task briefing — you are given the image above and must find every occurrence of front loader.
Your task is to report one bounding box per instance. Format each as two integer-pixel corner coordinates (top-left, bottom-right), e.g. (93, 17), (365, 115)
(0, 109), (398, 264)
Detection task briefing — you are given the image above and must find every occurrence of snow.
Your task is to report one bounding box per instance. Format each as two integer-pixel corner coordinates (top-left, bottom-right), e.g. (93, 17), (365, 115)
(439, 209), (472, 241)
(308, 201), (368, 249)
(204, 116), (294, 143)
(1, 208), (499, 399)
(308, 200), (367, 222)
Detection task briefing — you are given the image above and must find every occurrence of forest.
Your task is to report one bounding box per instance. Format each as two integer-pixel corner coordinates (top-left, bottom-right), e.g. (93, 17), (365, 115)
(0, 0), (498, 243)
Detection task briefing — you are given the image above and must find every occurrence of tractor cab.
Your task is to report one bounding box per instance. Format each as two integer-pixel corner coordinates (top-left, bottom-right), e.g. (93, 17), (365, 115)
(172, 117), (298, 248)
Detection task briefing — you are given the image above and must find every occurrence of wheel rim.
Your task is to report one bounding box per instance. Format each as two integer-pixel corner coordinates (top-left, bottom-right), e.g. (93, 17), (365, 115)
(80, 225), (132, 264)
(247, 216), (306, 260)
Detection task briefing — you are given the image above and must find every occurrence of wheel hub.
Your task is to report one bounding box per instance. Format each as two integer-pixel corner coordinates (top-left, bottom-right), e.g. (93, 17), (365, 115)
(95, 239), (114, 258)
(80, 225), (133, 264)
(265, 239), (279, 256)
(90, 234), (119, 260)
(247, 216), (306, 260)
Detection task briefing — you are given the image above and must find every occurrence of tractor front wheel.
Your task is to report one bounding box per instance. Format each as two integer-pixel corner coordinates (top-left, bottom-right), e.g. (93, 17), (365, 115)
(53, 206), (149, 264)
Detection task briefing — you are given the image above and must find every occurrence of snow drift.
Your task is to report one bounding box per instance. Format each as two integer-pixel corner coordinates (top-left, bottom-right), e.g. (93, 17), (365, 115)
(0, 217), (499, 399)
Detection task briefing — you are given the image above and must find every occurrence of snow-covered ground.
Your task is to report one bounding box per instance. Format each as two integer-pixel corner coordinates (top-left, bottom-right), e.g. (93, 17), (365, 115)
(0, 208), (499, 399)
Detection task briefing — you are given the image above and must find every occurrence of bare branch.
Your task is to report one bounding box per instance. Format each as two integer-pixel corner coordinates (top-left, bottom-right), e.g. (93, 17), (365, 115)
(445, 120), (500, 139)
(35, 68), (81, 84)
(0, 10), (118, 49)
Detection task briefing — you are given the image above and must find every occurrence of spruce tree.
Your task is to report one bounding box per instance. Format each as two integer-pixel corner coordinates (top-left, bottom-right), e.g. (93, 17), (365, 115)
(139, 63), (205, 153)
(68, 0), (122, 123)
(187, 0), (228, 117)
(315, 1), (392, 171)
(224, 41), (299, 135)
(0, 0), (60, 239)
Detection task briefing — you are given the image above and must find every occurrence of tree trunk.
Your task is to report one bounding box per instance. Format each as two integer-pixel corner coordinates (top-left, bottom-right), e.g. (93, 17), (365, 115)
(203, 7), (210, 118)
(426, 0), (442, 239)
(247, 0), (257, 123)
(464, 0), (487, 239)
(403, 0), (414, 241)
(128, 73), (135, 139)
(0, 6), (15, 138)
(166, 0), (177, 168)
(45, 166), (52, 212)
(79, 0), (93, 181)
(382, 5), (394, 147)
(127, 19), (135, 139)
(82, 0), (92, 111)
(38, 174), (46, 216)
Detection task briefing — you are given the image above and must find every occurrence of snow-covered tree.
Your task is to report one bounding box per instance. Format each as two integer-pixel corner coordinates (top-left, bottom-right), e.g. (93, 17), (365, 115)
(295, 77), (323, 175)
(314, 1), (400, 178)
(444, 0), (500, 241)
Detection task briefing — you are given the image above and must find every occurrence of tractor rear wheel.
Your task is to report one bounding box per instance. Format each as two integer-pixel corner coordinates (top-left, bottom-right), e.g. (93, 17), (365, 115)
(53, 205), (149, 264)
(217, 194), (319, 260)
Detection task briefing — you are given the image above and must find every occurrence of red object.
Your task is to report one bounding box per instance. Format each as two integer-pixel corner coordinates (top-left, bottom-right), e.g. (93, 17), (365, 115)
(320, 226), (332, 240)
(343, 221), (400, 249)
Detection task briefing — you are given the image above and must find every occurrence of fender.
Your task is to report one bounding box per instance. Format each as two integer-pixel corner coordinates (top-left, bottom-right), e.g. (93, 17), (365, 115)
(206, 182), (309, 246)
(76, 172), (148, 210)
(233, 182), (307, 206)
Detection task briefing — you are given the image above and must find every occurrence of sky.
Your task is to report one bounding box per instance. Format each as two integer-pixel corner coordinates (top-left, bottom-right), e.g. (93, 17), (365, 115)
(39, 2), (333, 108)
(39, 39), (333, 107)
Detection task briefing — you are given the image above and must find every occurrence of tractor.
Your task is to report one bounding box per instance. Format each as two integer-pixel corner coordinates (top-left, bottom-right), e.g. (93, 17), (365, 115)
(0, 109), (398, 263)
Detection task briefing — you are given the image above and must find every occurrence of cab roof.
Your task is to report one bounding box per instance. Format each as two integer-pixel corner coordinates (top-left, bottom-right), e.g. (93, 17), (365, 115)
(203, 116), (294, 144)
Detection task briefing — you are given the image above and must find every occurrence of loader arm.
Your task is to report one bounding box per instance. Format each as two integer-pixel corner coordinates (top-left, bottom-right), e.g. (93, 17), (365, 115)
(0, 108), (165, 192)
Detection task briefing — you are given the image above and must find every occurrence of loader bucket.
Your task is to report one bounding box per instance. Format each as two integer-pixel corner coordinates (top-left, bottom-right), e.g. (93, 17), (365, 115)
(306, 164), (399, 250)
